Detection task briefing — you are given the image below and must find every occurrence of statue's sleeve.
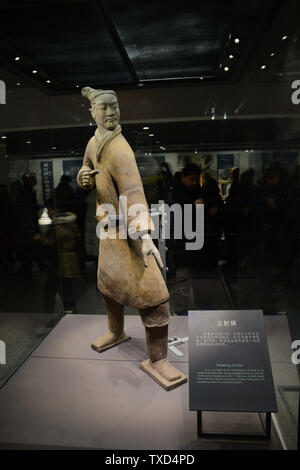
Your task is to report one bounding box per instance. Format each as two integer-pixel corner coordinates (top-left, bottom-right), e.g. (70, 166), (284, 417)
(77, 139), (95, 190)
(110, 146), (154, 237)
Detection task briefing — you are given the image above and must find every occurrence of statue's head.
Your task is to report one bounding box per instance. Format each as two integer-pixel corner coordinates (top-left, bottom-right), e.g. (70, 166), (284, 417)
(81, 87), (120, 131)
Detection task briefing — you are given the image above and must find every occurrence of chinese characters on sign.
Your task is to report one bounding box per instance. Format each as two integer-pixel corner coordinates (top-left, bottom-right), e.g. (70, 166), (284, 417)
(196, 331), (260, 347)
(40, 161), (54, 204)
(217, 320), (236, 326)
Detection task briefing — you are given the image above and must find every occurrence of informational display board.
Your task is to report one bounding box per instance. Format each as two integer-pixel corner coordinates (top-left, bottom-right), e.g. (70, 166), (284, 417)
(40, 161), (54, 204)
(189, 310), (278, 413)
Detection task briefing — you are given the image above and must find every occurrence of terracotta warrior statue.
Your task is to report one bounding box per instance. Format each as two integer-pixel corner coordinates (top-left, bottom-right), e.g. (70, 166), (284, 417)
(77, 87), (187, 390)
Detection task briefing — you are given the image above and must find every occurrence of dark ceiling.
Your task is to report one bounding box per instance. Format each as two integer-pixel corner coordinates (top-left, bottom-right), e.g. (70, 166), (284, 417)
(0, 0), (289, 92)
(1, 0), (300, 155)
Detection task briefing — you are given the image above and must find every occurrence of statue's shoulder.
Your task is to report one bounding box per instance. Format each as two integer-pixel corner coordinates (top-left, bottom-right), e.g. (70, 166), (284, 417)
(86, 135), (96, 150)
(110, 132), (134, 157)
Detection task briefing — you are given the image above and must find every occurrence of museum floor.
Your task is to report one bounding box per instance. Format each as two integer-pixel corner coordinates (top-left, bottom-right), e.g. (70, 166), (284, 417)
(0, 261), (299, 449)
(0, 312), (298, 450)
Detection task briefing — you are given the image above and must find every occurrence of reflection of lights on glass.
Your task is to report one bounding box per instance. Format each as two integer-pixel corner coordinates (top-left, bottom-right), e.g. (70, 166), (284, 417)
(234, 38), (240, 44)
(46, 80), (51, 84)
(26, 141), (31, 144)
(270, 53), (275, 57)
(14, 57), (20, 61)
(200, 77), (204, 80)
(282, 36), (288, 40)
(149, 134), (154, 137)
(16, 82), (21, 86)
(76, 85), (80, 88)
(211, 115), (215, 120)
(143, 126), (149, 130)
(261, 65), (266, 70)
(195, 149), (198, 154)
(1, 136), (7, 139)
(224, 113), (227, 120)
(229, 55), (234, 59)
(224, 66), (229, 72)
(52, 146), (56, 150)
(32, 70), (37, 74)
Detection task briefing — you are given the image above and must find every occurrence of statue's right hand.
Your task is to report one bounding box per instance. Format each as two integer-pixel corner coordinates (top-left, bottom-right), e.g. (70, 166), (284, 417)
(81, 169), (99, 188)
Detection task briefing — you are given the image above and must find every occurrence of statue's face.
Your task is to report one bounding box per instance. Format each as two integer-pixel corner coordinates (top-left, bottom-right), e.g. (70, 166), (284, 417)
(92, 93), (120, 130)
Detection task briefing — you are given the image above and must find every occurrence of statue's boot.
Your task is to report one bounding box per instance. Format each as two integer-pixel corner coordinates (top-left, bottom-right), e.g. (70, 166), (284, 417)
(140, 325), (187, 390)
(91, 295), (131, 352)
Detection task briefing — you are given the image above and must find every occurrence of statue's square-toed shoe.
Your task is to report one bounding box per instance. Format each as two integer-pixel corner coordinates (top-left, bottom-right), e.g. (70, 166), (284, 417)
(91, 331), (131, 353)
(139, 358), (187, 391)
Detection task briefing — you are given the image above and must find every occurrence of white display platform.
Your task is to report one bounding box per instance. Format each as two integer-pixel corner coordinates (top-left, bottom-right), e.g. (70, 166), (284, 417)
(0, 314), (282, 449)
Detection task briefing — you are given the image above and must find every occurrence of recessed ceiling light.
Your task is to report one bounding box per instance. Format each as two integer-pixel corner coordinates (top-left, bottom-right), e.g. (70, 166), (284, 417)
(32, 70), (37, 74)
(229, 55), (234, 59)
(1, 136), (7, 139)
(46, 80), (51, 84)
(282, 36), (288, 40)
(26, 141), (31, 144)
(143, 126), (149, 130)
(224, 66), (229, 72)
(234, 38), (240, 44)
(14, 56), (20, 61)
(261, 65), (266, 70)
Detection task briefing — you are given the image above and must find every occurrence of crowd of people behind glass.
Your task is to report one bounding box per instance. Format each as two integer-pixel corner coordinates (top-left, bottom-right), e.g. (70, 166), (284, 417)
(0, 159), (300, 314)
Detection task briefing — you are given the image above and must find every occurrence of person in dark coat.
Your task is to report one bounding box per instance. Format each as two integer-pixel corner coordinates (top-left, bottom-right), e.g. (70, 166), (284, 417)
(167, 163), (202, 269)
(34, 197), (82, 314)
(54, 174), (77, 213)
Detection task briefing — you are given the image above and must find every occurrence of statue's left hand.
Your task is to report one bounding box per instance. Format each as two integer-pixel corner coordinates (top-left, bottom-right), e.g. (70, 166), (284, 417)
(140, 234), (163, 269)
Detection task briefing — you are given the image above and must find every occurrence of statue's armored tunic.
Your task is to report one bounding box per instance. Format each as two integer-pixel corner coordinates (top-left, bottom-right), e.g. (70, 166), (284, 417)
(77, 125), (169, 310)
